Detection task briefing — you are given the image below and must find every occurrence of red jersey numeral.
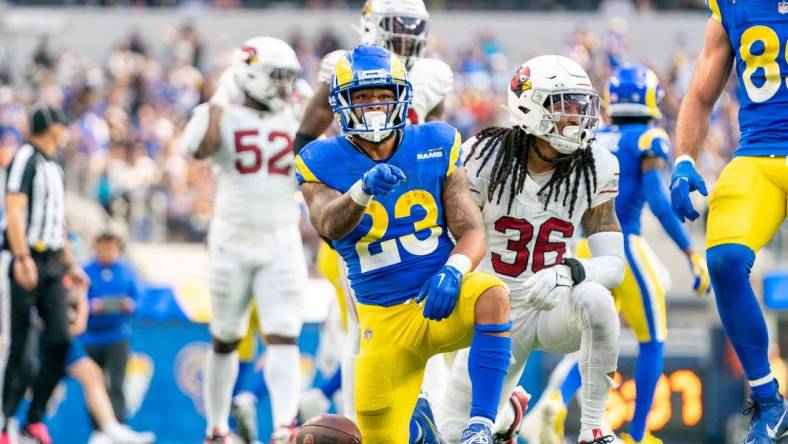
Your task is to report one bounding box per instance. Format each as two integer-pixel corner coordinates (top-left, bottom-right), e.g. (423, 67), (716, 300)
(233, 130), (293, 176)
(491, 216), (575, 277)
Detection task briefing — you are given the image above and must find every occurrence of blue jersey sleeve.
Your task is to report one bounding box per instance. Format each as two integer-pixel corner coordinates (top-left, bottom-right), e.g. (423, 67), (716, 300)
(706, 0), (722, 22)
(295, 139), (332, 185)
(637, 128), (671, 161)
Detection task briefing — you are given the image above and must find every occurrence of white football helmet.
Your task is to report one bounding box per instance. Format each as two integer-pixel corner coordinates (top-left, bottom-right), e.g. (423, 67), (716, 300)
(359, 0), (430, 70)
(507, 55), (600, 155)
(232, 36), (301, 112)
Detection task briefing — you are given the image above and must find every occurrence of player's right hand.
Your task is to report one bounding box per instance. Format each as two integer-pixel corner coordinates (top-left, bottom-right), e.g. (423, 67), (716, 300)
(670, 158), (707, 222)
(361, 164), (407, 196)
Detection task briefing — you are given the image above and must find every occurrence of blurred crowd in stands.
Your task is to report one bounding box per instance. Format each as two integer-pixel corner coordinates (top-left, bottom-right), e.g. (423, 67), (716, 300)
(0, 16), (738, 243)
(7, 0), (709, 11)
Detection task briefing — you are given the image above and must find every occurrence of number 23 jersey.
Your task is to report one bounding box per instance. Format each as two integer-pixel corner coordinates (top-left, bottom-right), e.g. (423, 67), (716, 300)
(709, 0), (788, 155)
(295, 122), (462, 307)
(464, 139), (619, 300)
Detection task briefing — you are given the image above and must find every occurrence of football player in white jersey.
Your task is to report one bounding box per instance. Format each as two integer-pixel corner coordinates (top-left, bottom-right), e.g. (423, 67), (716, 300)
(294, 0), (453, 155)
(294, 0), (454, 422)
(436, 55), (626, 444)
(181, 36), (307, 444)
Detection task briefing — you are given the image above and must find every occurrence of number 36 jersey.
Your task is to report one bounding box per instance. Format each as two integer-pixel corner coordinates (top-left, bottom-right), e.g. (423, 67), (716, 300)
(709, 0), (788, 155)
(463, 139), (619, 301)
(295, 122), (462, 307)
(191, 103), (300, 242)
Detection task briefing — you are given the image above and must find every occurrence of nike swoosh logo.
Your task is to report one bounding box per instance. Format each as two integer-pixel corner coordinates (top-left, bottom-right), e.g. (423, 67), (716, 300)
(767, 408), (788, 438)
(437, 273), (445, 287)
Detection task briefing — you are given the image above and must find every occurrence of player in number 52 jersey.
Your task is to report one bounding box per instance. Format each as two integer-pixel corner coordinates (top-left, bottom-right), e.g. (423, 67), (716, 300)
(181, 36), (307, 444)
(670, 1), (788, 442)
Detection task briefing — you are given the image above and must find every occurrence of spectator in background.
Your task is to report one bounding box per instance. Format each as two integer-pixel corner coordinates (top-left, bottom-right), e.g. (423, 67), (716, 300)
(82, 231), (143, 428)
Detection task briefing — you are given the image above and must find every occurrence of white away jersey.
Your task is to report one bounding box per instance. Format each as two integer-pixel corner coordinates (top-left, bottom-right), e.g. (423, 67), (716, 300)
(464, 138), (619, 299)
(318, 50), (453, 123)
(192, 103), (301, 240)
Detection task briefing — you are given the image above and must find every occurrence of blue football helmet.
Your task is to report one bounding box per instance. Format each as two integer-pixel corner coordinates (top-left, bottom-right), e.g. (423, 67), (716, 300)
(606, 63), (663, 119)
(329, 44), (412, 142)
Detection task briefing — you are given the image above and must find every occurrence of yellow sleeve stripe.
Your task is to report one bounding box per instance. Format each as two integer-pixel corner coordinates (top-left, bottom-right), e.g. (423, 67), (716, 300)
(447, 131), (462, 176)
(638, 128), (670, 151)
(295, 155), (320, 183)
(708, 0), (721, 22)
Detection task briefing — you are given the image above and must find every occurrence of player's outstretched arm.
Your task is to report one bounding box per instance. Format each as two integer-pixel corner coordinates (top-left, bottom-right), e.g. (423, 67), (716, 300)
(301, 182), (368, 241)
(295, 83), (334, 153)
(443, 167), (486, 267)
(194, 105), (223, 159)
(674, 18), (734, 161)
(575, 200), (625, 289)
(642, 157), (693, 251)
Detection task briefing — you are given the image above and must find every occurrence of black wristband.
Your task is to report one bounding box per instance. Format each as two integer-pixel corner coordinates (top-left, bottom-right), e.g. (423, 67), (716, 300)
(562, 257), (586, 284)
(294, 131), (317, 154)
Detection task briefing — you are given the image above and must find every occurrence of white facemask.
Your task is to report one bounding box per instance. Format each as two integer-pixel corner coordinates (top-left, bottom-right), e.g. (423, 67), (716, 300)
(357, 110), (392, 142)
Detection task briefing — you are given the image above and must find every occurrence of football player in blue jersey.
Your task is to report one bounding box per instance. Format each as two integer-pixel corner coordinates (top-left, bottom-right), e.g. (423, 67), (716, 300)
(296, 44), (512, 444)
(671, 1), (788, 442)
(580, 64), (710, 444)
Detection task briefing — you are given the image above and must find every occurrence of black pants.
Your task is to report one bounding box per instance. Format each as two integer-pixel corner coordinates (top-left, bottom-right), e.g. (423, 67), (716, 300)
(2, 252), (69, 426)
(86, 339), (129, 426)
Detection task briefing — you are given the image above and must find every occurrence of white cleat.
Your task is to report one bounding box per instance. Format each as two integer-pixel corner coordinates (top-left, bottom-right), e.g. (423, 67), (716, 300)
(104, 423), (156, 444)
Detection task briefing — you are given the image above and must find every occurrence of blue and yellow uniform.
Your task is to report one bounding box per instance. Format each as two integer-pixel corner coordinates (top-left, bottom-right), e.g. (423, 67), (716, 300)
(582, 124), (679, 344)
(666, 2), (788, 439)
(296, 122), (504, 441)
(705, 0), (788, 251)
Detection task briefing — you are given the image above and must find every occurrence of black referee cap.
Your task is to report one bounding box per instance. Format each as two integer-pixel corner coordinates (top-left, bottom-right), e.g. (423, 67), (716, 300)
(29, 104), (67, 135)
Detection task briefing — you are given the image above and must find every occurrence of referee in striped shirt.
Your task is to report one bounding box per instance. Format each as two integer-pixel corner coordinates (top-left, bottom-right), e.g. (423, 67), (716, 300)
(1, 104), (88, 442)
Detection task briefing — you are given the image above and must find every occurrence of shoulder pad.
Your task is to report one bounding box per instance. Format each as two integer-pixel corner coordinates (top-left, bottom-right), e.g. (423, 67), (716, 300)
(318, 50), (349, 85)
(422, 121), (457, 145)
(637, 127), (671, 160)
(591, 142), (620, 181)
(295, 138), (337, 185)
(411, 58), (454, 95)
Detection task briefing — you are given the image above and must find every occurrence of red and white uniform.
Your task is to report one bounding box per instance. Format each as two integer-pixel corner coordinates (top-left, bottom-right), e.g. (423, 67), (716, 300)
(190, 102), (307, 342)
(437, 138), (622, 441)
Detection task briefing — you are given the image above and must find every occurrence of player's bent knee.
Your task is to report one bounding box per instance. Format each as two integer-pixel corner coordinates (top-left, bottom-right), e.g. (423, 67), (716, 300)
(575, 282), (618, 333)
(706, 243), (754, 276)
(211, 337), (241, 354)
(474, 285), (510, 325)
(354, 352), (395, 417)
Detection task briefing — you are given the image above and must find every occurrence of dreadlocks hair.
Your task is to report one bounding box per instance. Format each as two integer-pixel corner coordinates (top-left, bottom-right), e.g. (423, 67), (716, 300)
(464, 126), (598, 218)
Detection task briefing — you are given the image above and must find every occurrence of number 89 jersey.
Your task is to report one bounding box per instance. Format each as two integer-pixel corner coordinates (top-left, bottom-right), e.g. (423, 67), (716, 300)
(709, 0), (788, 155)
(198, 103), (300, 236)
(463, 138), (619, 301)
(295, 122), (462, 307)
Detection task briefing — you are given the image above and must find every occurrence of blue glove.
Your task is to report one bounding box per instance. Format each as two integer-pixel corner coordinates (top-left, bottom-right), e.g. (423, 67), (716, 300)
(670, 159), (708, 222)
(416, 265), (463, 321)
(361, 164), (407, 196)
